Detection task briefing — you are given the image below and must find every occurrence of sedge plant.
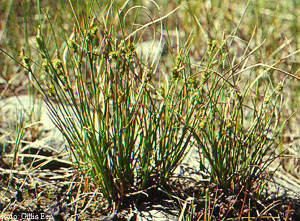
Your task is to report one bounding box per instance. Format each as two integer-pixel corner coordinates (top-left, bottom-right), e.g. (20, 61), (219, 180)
(16, 2), (199, 207)
(189, 36), (288, 195)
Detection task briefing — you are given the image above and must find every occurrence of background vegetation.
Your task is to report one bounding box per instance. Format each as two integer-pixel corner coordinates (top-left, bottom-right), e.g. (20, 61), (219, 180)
(0, 0), (299, 219)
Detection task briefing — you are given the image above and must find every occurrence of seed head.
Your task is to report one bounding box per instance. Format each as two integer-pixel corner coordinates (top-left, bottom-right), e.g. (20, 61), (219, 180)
(20, 48), (30, 70)
(276, 81), (283, 93)
(207, 40), (217, 54)
(42, 59), (49, 72)
(264, 96), (270, 104)
(35, 29), (47, 58)
(199, 120), (207, 129)
(36, 35), (44, 49)
(69, 39), (78, 53)
(53, 58), (63, 70)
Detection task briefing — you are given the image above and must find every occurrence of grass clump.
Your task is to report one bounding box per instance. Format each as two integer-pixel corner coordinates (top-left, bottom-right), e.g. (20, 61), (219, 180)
(190, 39), (286, 194)
(18, 3), (197, 207)
(175, 34), (294, 218)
